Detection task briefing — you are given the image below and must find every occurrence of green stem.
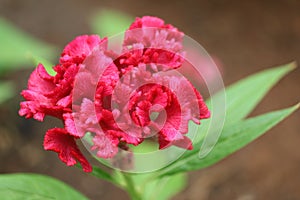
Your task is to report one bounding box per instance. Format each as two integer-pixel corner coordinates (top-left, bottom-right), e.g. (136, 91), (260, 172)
(122, 173), (142, 200)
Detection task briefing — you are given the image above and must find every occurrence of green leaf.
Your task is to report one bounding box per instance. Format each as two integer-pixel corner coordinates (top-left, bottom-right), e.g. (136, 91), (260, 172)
(116, 171), (187, 200)
(0, 173), (88, 200)
(142, 173), (187, 200)
(155, 103), (299, 177)
(223, 62), (296, 125)
(90, 9), (133, 37)
(0, 18), (57, 73)
(188, 63), (296, 160)
(29, 54), (56, 76)
(0, 81), (14, 104)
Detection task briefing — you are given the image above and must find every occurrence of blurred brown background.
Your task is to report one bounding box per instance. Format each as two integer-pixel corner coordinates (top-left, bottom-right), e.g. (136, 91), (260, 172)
(0, 0), (299, 199)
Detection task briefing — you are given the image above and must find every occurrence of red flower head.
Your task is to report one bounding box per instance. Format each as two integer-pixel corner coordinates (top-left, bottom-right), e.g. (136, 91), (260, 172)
(19, 16), (210, 172)
(19, 35), (106, 172)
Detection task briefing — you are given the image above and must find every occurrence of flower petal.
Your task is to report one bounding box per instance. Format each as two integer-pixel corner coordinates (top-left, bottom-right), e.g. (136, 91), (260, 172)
(43, 128), (92, 172)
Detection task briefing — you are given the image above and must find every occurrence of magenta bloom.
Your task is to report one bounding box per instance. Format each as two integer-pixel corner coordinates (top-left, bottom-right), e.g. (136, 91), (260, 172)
(19, 16), (210, 172)
(19, 35), (105, 172)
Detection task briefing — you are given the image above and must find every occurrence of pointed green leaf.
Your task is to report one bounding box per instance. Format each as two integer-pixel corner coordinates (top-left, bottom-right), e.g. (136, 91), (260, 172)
(187, 63), (296, 158)
(30, 54), (56, 76)
(0, 173), (88, 200)
(155, 104), (299, 177)
(0, 18), (57, 72)
(223, 62), (296, 125)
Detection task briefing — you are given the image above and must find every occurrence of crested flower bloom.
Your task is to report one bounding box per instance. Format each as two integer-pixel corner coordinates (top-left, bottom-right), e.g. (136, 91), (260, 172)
(19, 16), (210, 172)
(19, 35), (106, 172)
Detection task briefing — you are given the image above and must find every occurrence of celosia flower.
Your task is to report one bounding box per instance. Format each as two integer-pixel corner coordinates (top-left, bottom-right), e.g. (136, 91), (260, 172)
(19, 16), (210, 172)
(19, 35), (106, 172)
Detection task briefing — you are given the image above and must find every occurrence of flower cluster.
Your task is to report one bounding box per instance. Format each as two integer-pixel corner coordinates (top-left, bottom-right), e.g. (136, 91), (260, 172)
(19, 16), (210, 172)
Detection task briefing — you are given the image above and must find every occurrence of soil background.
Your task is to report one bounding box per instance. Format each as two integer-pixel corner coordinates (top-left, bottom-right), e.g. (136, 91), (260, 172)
(0, 0), (299, 199)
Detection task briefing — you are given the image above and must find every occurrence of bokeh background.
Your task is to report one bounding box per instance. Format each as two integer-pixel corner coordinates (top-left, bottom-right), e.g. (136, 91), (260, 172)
(0, 0), (299, 199)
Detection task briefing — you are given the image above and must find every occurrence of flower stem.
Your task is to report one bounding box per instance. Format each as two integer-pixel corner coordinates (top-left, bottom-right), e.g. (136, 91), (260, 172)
(122, 173), (141, 200)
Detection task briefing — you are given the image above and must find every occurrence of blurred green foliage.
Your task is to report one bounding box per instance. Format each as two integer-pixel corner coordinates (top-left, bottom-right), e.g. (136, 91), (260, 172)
(0, 173), (88, 200)
(0, 81), (14, 104)
(0, 17), (57, 103)
(90, 9), (133, 37)
(0, 10), (133, 103)
(0, 17), (57, 73)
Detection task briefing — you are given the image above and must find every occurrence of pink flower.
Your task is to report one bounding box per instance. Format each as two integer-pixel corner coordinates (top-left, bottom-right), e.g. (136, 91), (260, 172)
(20, 35), (106, 172)
(71, 48), (143, 159)
(19, 16), (210, 172)
(114, 75), (210, 150)
(19, 64), (62, 121)
(60, 35), (107, 67)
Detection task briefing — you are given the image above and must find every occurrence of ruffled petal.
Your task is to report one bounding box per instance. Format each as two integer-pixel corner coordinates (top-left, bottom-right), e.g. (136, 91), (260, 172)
(19, 64), (63, 121)
(43, 128), (92, 172)
(60, 35), (107, 66)
(122, 16), (185, 72)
